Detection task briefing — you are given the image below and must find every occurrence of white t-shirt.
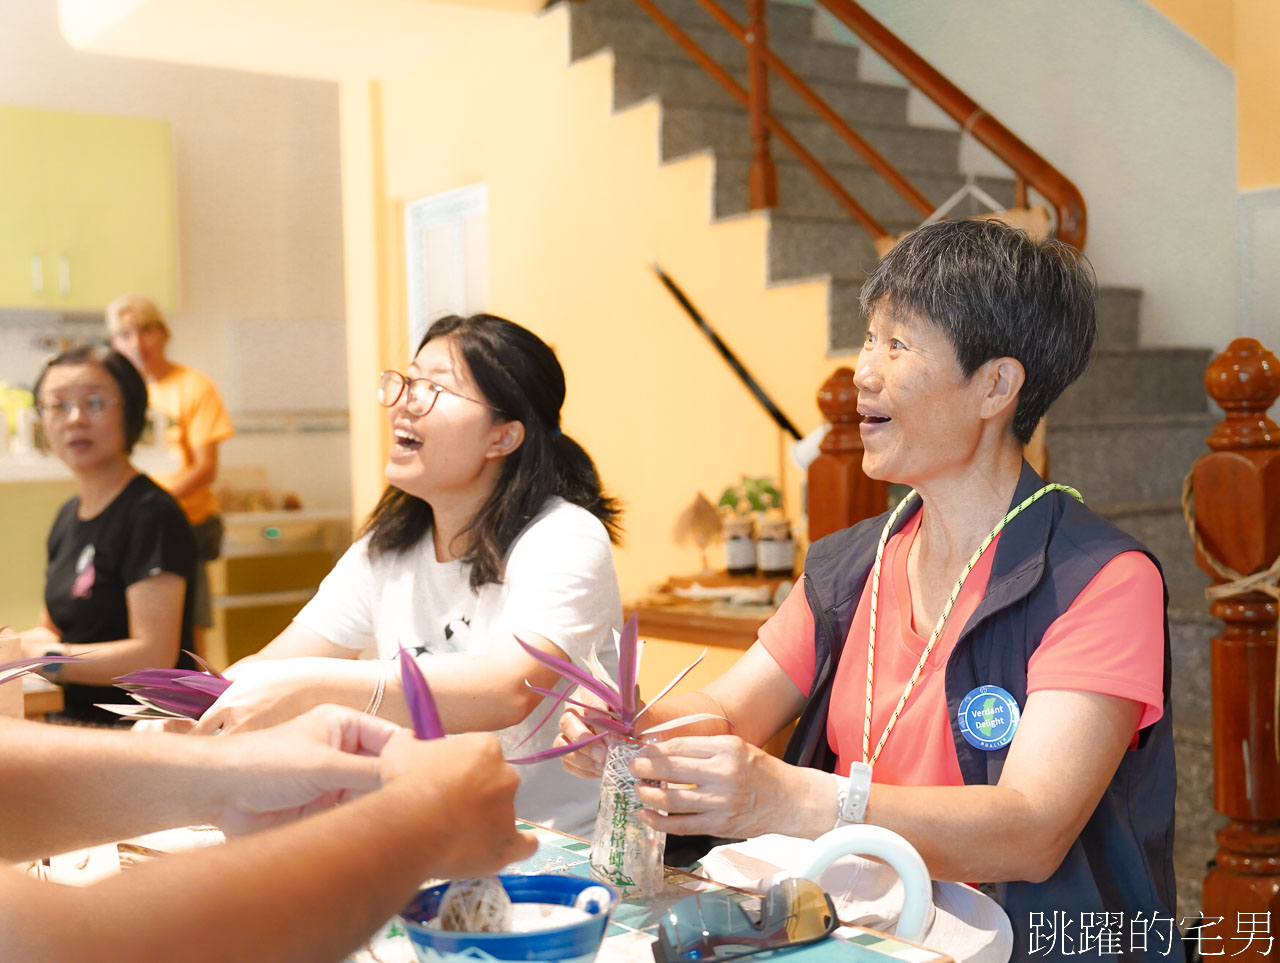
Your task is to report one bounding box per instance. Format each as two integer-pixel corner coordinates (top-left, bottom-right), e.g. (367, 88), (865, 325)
(294, 496), (621, 838)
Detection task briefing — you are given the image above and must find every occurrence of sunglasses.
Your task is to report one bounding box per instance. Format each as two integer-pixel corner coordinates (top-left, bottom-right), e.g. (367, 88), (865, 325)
(653, 877), (838, 963)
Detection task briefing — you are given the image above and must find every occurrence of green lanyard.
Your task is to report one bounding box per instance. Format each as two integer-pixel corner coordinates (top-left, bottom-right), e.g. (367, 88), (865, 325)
(861, 482), (1084, 767)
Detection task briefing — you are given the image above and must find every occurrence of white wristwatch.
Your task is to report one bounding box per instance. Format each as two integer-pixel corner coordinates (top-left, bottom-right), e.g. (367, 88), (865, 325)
(833, 762), (873, 826)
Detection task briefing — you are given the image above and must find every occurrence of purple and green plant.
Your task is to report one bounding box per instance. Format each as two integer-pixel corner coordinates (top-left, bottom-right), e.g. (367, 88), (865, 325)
(398, 644), (445, 740)
(0, 654), (84, 687)
(508, 613), (721, 764)
(110, 652), (231, 719)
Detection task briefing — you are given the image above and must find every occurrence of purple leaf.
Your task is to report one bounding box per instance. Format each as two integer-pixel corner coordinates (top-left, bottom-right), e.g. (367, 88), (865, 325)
(508, 730), (611, 765)
(524, 682), (601, 715)
(183, 650), (226, 678)
(174, 674), (233, 696)
(128, 688), (217, 719)
(513, 682), (576, 752)
(398, 646), (444, 740)
(115, 667), (198, 686)
(634, 649), (706, 726)
(513, 635), (623, 715)
(616, 613), (640, 725)
(0, 654), (85, 687)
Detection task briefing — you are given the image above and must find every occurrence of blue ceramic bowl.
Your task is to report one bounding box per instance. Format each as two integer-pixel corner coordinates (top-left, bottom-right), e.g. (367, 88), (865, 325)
(400, 875), (618, 963)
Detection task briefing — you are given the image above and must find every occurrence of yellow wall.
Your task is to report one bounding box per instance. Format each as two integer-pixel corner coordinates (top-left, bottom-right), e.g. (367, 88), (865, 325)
(0, 479), (77, 631)
(1234, 0), (1280, 189)
(1145, 0), (1280, 188)
(339, 5), (833, 601)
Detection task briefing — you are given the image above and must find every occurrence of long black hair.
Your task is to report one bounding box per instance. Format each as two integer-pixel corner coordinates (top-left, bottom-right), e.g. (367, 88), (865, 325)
(33, 345), (149, 454)
(362, 314), (622, 589)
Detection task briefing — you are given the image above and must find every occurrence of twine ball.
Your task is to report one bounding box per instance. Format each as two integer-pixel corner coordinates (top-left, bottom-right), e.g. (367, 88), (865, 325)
(438, 877), (514, 933)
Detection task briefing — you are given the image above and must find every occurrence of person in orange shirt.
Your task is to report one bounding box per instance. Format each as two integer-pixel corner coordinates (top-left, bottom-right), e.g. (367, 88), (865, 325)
(107, 293), (234, 657)
(558, 219), (1180, 962)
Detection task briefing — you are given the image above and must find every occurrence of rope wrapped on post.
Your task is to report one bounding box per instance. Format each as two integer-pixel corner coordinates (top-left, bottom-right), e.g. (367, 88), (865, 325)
(1182, 472), (1280, 756)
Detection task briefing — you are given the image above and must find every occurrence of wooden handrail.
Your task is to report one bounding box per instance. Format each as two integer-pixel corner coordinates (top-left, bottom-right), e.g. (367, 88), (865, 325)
(1189, 338), (1280, 932)
(691, 0), (934, 220)
(814, 0), (1087, 248)
(618, 0), (1086, 249)
(631, 0), (887, 237)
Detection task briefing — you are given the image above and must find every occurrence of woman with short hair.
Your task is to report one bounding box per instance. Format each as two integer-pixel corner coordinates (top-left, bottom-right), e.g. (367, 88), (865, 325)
(560, 219), (1179, 959)
(18, 346), (198, 726)
(196, 314), (623, 838)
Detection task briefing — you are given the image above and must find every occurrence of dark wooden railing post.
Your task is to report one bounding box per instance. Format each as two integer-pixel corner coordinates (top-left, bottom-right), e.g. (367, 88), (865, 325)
(807, 367), (887, 542)
(744, 0), (777, 209)
(1192, 338), (1280, 943)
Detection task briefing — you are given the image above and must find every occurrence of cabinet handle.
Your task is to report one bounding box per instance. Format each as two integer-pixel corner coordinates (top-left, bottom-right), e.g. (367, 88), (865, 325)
(58, 255), (70, 297)
(30, 254), (42, 296)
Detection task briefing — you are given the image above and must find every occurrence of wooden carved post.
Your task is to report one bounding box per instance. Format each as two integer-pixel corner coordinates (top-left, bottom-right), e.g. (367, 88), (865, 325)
(744, 0), (777, 210)
(1194, 338), (1280, 943)
(807, 367), (887, 542)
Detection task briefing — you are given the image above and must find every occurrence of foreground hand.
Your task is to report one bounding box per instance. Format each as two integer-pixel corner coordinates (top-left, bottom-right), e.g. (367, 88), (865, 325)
(194, 657), (364, 735)
(554, 683), (645, 779)
(379, 730), (538, 875)
(212, 704), (400, 834)
(629, 735), (832, 839)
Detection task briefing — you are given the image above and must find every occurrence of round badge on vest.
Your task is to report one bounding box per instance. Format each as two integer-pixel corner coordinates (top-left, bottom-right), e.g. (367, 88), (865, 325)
(958, 685), (1021, 751)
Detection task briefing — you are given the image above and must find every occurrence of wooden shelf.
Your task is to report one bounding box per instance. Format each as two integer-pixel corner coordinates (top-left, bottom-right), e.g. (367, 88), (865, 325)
(628, 602), (769, 651)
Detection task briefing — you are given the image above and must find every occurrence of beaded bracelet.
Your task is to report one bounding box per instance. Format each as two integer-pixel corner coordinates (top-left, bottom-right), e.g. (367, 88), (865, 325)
(364, 660), (389, 717)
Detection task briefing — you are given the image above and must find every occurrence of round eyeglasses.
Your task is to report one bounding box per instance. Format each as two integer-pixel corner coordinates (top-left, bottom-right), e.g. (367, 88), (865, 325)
(377, 370), (497, 418)
(37, 394), (122, 420)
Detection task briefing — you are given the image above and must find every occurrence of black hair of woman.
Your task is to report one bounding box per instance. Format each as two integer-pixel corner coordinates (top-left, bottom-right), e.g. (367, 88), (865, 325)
(860, 217), (1098, 445)
(33, 345), (150, 454)
(363, 313), (623, 589)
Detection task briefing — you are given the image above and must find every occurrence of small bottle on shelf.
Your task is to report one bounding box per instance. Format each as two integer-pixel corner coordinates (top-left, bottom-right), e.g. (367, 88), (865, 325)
(756, 519), (797, 578)
(721, 517), (756, 576)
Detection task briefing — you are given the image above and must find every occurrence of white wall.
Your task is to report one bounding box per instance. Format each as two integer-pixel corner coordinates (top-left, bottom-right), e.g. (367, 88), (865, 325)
(1238, 188), (1280, 346)
(0, 0), (351, 508)
(815, 0), (1239, 350)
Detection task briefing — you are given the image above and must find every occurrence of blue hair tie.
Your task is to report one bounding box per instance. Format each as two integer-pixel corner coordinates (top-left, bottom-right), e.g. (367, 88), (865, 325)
(553, 427), (563, 438)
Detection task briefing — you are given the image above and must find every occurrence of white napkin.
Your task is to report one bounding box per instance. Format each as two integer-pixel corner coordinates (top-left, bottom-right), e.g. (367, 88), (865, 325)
(699, 834), (1012, 963)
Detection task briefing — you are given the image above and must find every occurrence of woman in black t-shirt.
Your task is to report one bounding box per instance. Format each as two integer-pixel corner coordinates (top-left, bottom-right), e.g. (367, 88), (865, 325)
(17, 346), (196, 725)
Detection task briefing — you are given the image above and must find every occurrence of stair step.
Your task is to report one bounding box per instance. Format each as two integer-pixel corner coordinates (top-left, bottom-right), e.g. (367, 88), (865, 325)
(569, 4), (862, 83)
(1092, 498), (1211, 613)
(714, 155), (1015, 222)
(826, 279), (1153, 356)
(584, 0), (818, 43)
(1048, 411), (1213, 506)
(1096, 286), (1141, 348)
(826, 275), (867, 353)
(1051, 346), (1214, 419)
(661, 103), (962, 177)
(615, 55), (909, 125)
(768, 213), (916, 282)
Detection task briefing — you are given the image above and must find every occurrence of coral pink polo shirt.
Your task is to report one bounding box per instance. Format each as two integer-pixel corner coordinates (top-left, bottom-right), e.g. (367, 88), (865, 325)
(760, 512), (1166, 786)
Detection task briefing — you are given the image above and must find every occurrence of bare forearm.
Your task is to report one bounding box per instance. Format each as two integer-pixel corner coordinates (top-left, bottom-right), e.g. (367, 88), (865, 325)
(55, 637), (178, 686)
(17, 626), (59, 649)
(0, 724), (227, 860)
(2, 781), (496, 963)
(162, 463), (214, 501)
(865, 782), (1070, 883)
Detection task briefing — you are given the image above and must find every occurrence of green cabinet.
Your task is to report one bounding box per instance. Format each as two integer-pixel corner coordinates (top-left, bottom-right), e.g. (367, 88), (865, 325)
(0, 105), (178, 311)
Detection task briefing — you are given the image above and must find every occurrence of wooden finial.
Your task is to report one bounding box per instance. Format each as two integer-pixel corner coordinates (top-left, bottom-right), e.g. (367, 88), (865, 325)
(808, 368), (886, 541)
(1205, 338), (1280, 452)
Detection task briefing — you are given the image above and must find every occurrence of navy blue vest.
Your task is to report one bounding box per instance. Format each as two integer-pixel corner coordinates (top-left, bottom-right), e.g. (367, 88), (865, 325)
(784, 462), (1181, 962)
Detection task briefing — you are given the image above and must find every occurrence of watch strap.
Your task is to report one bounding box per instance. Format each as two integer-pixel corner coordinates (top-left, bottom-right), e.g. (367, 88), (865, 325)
(834, 762), (872, 826)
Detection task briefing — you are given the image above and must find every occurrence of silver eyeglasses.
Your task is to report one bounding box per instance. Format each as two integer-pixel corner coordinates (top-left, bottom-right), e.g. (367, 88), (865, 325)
(37, 394), (121, 420)
(377, 370), (496, 418)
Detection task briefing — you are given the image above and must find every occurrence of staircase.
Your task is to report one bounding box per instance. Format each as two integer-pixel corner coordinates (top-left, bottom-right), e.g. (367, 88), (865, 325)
(562, 0), (1218, 914)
